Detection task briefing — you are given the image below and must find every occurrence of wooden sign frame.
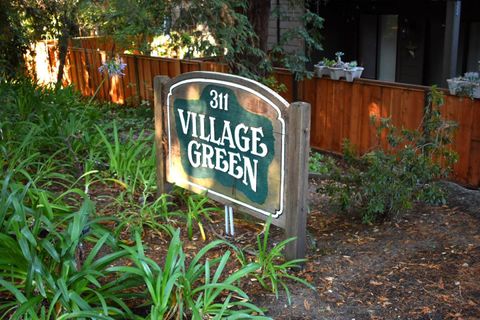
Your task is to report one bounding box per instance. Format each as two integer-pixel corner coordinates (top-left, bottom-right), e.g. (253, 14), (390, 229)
(154, 72), (310, 260)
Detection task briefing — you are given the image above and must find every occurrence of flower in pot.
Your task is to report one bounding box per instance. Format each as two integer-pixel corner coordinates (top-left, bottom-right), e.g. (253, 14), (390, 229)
(344, 61), (364, 82)
(329, 52), (346, 80)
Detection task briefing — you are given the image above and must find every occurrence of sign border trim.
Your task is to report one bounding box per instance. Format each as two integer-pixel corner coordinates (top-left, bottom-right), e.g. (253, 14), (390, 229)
(166, 77), (287, 218)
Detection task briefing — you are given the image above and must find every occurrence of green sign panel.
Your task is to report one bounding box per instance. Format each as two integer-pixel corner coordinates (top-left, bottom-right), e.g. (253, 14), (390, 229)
(166, 74), (287, 218)
(174, 84), (274, 204)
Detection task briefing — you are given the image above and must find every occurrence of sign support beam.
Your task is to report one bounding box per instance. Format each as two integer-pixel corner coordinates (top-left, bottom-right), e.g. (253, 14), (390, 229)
(284, 102), (311, 261)
(154, 75), (171, 196)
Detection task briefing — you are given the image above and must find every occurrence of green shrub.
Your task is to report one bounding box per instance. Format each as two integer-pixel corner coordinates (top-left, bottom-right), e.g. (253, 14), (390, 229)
(309, 151), (339, 176)
(329, 87), (457, 223)
(115, 193), (179, 237)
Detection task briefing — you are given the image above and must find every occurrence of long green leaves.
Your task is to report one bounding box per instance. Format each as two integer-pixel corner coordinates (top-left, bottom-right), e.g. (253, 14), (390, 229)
(0, 79), (293, 319)
(250, 218), (315, 305)
(96, 121), (155, 195)
(114, 230), (268, 319)
(0, 176), (136, 318)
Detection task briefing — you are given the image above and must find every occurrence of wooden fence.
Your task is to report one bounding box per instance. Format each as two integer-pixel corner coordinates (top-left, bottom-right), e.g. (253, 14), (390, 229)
(29, 41), (480, 188)
(299, 78), (480, 187)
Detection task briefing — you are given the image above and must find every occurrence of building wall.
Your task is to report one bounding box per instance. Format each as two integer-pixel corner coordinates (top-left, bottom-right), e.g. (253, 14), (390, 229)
(309, 0), (479, 87)
(267, 0), (305, 53)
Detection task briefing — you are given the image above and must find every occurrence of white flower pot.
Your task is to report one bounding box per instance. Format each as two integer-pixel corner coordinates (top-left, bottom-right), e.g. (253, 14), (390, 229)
(329, 67), (345, 80)
(345, 67), (364, 82)
(446, 79), (459, 95)
(353, 67), (364, 79)
(473, 86), (480, 99)
(345, 70), (355, 82)
(314, 65), (329, 77)
(447, 78), (480, 98)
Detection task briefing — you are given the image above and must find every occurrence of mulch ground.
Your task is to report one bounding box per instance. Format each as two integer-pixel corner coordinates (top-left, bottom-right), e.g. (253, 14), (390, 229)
(246, 178), (480, 320)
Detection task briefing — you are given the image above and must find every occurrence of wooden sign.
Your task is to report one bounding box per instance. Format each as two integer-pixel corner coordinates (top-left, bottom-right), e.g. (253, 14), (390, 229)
(155, 72), (310, 260)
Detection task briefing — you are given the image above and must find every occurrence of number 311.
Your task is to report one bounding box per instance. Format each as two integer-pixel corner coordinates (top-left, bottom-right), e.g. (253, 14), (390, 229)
(210, 89), (229, 111)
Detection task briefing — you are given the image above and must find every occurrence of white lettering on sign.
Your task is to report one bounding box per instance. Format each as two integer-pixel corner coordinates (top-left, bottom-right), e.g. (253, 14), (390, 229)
(166, 77), (288, 218)
(178, 108), (265, 192)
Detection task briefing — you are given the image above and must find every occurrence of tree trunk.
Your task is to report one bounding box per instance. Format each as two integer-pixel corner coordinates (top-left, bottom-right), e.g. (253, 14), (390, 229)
(247, 0), (271, 52)
(56, 6), (78, 90)
(56, 24), (69, 90)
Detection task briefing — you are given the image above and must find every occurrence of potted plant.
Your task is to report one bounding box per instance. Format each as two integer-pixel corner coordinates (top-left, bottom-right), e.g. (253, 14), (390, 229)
(314, 58), (334, 77)
(447, 71), (480, 99)
(315, 52), (364, 81)
(446, 78), (461, 95)
(328, 52), (346, 80)
(344, 61), (364, 82)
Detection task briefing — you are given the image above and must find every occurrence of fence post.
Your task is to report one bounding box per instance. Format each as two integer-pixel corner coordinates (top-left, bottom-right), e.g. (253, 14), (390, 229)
(134, 55), (141, 106)
(154, 75), (172, 196)
(284, 101), (311, 261)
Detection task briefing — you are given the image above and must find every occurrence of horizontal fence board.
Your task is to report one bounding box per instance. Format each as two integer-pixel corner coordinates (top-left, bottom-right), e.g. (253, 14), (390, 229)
(29, 41), (480, 188)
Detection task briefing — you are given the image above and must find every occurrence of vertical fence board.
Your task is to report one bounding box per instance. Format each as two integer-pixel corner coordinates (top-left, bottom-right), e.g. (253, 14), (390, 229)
(302, 78), (318, 148)
(74, 51), (86, 95)
(68, 50), (79, 91)
(151, 59), (161, 78)
(144, 58), (153, 102)
(168, 59), (181, 78)
(349, 82), (363, 152)
(444, 96), (475, 184)
(180, 60), (200, 73)
(468, 142), (480, 186)
(468, 101), (480, 184)
(62, 48), (71, 86)
(137, 57), (146, 102)
(341, 81), (353, 152)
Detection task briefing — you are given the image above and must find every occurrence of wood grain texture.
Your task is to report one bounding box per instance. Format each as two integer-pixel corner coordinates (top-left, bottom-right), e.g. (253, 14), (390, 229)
(284, 101), (310, 261)
(154, 76), (172, 196)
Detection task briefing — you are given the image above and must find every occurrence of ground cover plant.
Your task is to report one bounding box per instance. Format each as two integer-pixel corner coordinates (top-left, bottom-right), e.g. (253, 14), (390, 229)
(1, 79), (479, 319)
(0, 79), (312, 319)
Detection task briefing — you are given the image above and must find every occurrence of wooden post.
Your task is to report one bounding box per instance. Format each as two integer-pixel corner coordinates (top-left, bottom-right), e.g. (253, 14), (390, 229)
(284, 101), (311, 261)
(154, 75), (171, 196)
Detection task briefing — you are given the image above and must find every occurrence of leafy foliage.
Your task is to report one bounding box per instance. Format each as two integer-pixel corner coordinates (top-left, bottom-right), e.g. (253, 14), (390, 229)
(0, 177), (137, 318)
(309, 151), (337, 175)
(270, 6), (324, 80)
(77, 0), (323, 84)
(327, 87), (457, 223)
(178, 191), (219, 241)
(236, 219), (314, 305)
(0, 78), (312, 319)
(116, 231), (267, 319)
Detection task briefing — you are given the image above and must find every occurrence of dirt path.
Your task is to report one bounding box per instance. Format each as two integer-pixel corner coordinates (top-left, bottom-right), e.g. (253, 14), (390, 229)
(250, 180), (480, 319)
